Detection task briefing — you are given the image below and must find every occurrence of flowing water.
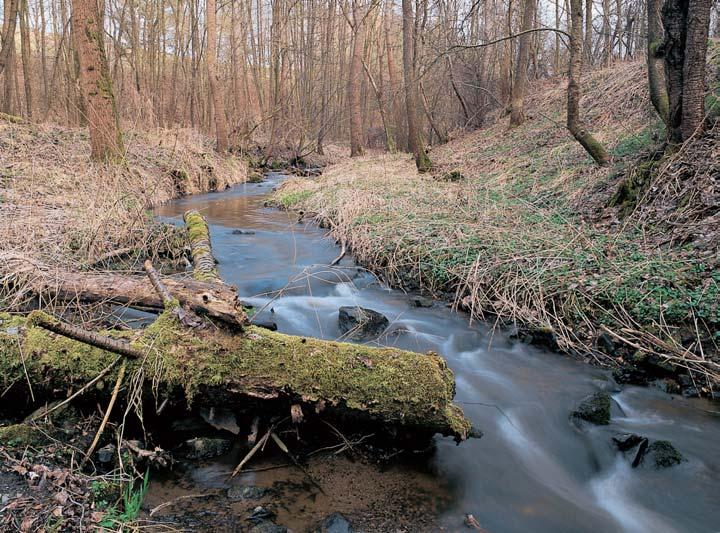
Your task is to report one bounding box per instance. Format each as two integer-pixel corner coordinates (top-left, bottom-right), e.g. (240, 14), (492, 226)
(152, 173), (720, 532)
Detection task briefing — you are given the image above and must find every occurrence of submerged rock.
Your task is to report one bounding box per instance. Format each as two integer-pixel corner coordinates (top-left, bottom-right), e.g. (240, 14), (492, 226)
(338, 306), (389, 340)
(644, 440), (684, 468)
(232, 229), (256, 235)
(410, 295), (434, 308)
(178, 437), (232, 460)
(571, 391), (612, 425)
(227, 485), (272, 501)
(315, 513), (354, 533)
(249, 522), (287, 533)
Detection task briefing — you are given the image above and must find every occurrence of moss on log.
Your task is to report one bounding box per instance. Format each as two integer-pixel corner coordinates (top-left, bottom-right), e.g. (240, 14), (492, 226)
(183, 210), (220, 282)
(0, 311), (472, 441)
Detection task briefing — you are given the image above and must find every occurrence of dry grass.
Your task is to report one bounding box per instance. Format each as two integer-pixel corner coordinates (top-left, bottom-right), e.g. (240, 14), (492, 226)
(0, 121), (246, 309)
(275, 60), (719, 391)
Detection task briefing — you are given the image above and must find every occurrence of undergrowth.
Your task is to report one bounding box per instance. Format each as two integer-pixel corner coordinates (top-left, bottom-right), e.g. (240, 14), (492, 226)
(273, 60), (720, 391)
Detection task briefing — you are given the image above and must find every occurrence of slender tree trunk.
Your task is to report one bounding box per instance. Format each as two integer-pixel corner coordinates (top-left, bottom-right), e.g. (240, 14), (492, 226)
(206, 0), (229, 152)
(646, 0), (669, 125)
(510, 0), (536, 125)
(71, 0), (125, 162)
(584, 0), (592, 63)
(348, 0), (367, 156)
(19, 0), (32, 118)
(567, 0), (610, 165)
(402, 0), (431, 171)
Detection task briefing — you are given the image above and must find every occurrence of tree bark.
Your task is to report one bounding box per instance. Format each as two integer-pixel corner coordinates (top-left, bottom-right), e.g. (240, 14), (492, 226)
(646, 0), (669, 125)
(71, 0), (125, 162)
(567, 0), (610, 165)
(510, 0), (536, 126)
(19, 0), (32, 118)
(0, 0), (19, 77)
(401, 0), (432, 172)
(206, 0), (230, 152)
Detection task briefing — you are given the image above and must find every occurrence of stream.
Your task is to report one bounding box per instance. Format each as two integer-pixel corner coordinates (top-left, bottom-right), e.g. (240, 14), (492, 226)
(152, 172), (720, 532)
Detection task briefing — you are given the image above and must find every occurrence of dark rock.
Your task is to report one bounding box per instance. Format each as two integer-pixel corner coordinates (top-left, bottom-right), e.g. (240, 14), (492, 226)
(227, 485), (271, 501)
(612, 433), (644, 452)
(631, 438), (650, 467)
(596, 332), (615, 354)
(652, 378), (681, 395)
(254, 319), (278, 331)
(97, 444), (116, 463)
(249, 521), (287, 533)
(468, 426), (483, 439)
(571, 391), (612, 425)
(315, 513), (354, 533)
(232, 229), (256, 235)
(644, 440), (683, 468)
(410, 296), (434, 308)
(338, 306), (389, 340)
(612, 365), (649, 386)
(178, 437), (232, 460)
(247, 506), (276, 525)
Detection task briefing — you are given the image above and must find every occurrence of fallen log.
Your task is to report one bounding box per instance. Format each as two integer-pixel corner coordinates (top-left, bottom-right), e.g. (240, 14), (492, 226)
(0, 310), (473, 441)
(183, 210), (220, 282)
(1, 254), (246, 327)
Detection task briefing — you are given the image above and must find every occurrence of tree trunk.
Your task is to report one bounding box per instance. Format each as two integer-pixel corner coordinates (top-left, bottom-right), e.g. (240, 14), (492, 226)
(679, 0), (712, 141)
(71, 0), (125, 162)
(401, 0), (432, 172)
(510, 0), (536, 126)
(348, 0), (367, 157)
(567, 0), (610, 165)
(19, 0), (32, 118)
(1, 310), (473, 442)
(0, 0), (19, 77)
(646, 0), (669, 125)
(206, 0), (229, 152)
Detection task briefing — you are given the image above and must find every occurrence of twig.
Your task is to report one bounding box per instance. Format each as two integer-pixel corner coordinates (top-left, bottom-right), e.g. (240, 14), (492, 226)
(231, 429), (271, 477)
(82, 360), (127, 467)
(330, 240), (347, 266)
(143, 259), (173, 305)
(270, 431), (325, 494)
(149, 493), (216, 516)
(30, 311), (144, 359)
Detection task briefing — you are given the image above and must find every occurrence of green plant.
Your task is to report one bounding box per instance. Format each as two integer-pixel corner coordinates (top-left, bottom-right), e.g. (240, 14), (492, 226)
(99, 471), (150, 528)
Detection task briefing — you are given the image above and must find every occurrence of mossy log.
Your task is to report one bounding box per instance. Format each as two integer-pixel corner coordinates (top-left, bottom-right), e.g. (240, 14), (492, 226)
(183, 210), (221, 282)
(0, 311), (473, 441)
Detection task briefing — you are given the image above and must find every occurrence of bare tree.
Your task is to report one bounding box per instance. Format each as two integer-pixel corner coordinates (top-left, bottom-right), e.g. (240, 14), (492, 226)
(402, 0), (431, 171)
(71, 0), (125, 161)
(567, 0), (609, 165)
(348, 0), (368, 156)
(510, 0), (536, 125)
(206, 0), (230, 152)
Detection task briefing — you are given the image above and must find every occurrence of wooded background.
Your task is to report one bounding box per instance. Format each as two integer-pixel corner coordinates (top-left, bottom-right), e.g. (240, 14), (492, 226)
(1, 0), (719, 160)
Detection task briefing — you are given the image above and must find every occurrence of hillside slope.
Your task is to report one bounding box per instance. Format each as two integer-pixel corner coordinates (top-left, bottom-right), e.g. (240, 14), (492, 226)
(275, 60), (719, 395)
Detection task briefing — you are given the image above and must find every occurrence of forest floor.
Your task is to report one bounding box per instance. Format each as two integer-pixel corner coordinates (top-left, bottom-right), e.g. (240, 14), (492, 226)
(275, 59), (720, 397)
